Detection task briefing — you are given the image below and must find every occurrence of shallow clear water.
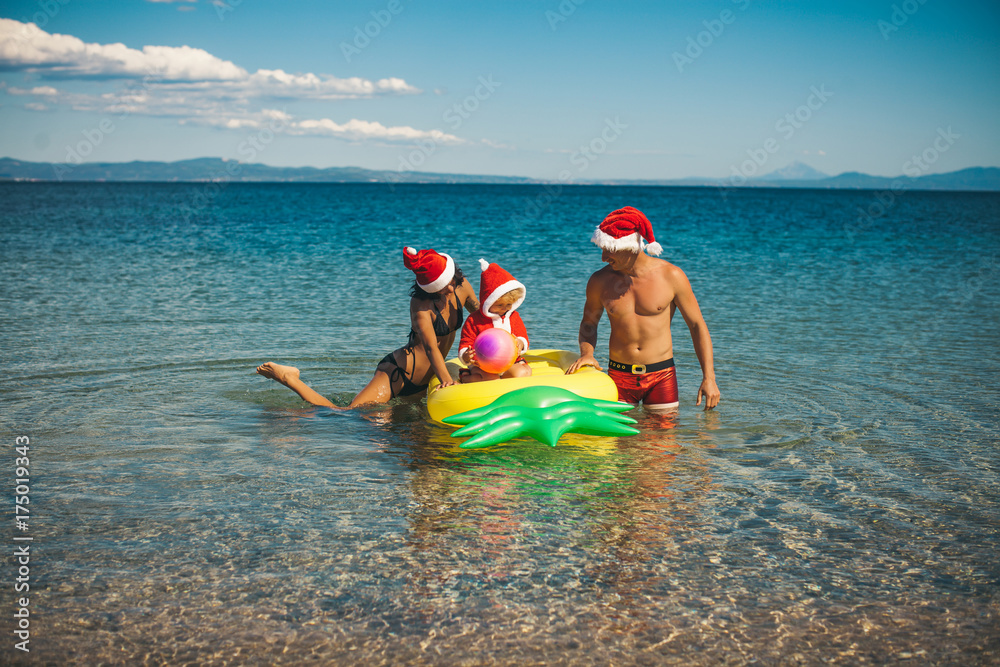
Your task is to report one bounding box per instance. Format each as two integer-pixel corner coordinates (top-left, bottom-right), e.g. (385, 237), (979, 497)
(1, 183), (998, 664)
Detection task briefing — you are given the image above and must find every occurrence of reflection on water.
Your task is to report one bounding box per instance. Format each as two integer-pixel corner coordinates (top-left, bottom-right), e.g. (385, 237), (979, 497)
(27, 399), (999, 665)
(3, 184), (998, 664)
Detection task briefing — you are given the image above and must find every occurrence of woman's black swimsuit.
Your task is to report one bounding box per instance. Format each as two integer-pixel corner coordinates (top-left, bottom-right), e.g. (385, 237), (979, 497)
(379, 293), (462, 398)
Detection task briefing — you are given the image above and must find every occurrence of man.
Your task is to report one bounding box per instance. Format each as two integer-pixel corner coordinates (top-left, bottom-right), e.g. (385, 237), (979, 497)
(566, 206), (721, 410)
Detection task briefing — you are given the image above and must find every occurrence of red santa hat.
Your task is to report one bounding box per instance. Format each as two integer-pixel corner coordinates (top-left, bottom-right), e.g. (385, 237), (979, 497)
(478, 258), (525, 316)
(402, 246), (455, 292)
(590, 206), (662, 256)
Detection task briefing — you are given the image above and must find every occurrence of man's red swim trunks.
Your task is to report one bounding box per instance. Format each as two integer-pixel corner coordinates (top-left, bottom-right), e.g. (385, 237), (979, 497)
(607, 358), (679, 408)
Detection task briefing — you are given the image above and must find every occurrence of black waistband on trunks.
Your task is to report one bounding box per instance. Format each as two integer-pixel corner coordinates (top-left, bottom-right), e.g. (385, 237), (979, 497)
(607, 358), (675, 374)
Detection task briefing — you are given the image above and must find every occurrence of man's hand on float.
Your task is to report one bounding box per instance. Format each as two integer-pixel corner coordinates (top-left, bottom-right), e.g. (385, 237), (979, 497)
(566, 354), (601, 375)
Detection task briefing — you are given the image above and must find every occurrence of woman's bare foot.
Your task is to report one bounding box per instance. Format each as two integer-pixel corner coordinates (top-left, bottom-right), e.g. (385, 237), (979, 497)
(256, 362), (300, 387)
(255, 362), (338, 408)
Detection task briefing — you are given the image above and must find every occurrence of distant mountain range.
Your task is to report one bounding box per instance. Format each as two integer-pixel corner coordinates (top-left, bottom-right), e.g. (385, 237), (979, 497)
(1, 157), (998, 191)
(589, 161), (1000, 191)
(0, 157), (540, 185)
(760, 160), (830, 181)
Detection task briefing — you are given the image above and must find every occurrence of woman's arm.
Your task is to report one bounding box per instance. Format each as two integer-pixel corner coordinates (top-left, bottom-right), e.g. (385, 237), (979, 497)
(458, 277), (480, 314)
(411, 305), (457, 388)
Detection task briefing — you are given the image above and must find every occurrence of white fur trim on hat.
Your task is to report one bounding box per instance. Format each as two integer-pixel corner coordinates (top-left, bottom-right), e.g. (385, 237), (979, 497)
(481, 279), (524, 317)
(421, 253), (455, 292)
(590, 229), (663, 256)
(478, 258), (526, 317)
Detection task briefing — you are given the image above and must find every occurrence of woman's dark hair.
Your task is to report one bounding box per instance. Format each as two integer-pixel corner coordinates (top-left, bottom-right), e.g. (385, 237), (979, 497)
(409, 265), (465, 301)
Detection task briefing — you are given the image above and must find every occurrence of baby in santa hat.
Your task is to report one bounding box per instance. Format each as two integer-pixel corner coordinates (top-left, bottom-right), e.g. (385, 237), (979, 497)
(458, 259), (532, 382)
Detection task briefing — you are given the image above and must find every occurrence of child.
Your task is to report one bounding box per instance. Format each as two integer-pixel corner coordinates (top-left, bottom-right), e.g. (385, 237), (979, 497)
(458, 259), (532, 382)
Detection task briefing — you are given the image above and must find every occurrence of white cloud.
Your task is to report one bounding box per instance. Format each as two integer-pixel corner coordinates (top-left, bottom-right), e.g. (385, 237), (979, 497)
(8, 85), (59, 96)
(0, 19), (473, 147)
(0, 19), (419, 98)
(0, 19), (246, 81)
(182, 108), (463, 145)
(145, 1), (198, 10)
(229, 70), (419, 99)
(480, 139), (514, 150)
(289, 118), (464, 144)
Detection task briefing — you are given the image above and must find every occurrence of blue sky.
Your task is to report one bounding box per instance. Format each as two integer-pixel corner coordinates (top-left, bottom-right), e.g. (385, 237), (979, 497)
(1, 0), (997, 179)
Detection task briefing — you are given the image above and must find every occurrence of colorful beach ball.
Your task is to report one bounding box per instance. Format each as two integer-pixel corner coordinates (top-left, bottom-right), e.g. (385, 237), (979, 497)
(473, 328), (518, 374)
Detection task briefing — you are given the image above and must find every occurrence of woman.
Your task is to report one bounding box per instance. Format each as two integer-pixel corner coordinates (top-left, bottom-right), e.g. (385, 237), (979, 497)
(256, 246), (478, 409)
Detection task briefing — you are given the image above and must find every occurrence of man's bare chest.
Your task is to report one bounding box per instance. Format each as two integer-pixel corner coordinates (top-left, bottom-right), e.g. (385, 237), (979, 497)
(602, 279), (674, 318)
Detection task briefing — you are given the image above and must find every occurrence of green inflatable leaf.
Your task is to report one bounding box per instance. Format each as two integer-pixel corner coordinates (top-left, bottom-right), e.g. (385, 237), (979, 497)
(445, 386), (639, 449)
(443, 385), (632, 425)
(451, 403), (636, 436)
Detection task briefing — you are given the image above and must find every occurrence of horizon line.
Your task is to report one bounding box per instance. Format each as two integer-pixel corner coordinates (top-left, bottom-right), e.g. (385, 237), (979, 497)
(2, 155), (999, 185)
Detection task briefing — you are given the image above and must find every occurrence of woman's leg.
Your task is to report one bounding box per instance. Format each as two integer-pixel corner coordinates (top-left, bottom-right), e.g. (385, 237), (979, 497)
(257, 352), (407, 410)
(256, 362), (341, 409)
(346, 369), (395, 408)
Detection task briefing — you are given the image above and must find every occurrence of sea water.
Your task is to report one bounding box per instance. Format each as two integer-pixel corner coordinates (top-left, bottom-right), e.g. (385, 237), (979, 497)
(1, 182), (998, 664)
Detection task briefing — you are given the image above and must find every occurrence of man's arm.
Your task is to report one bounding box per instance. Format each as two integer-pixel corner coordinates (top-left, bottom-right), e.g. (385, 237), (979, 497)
(669, 266), (720, 410)
(566, 273), (605, 374)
